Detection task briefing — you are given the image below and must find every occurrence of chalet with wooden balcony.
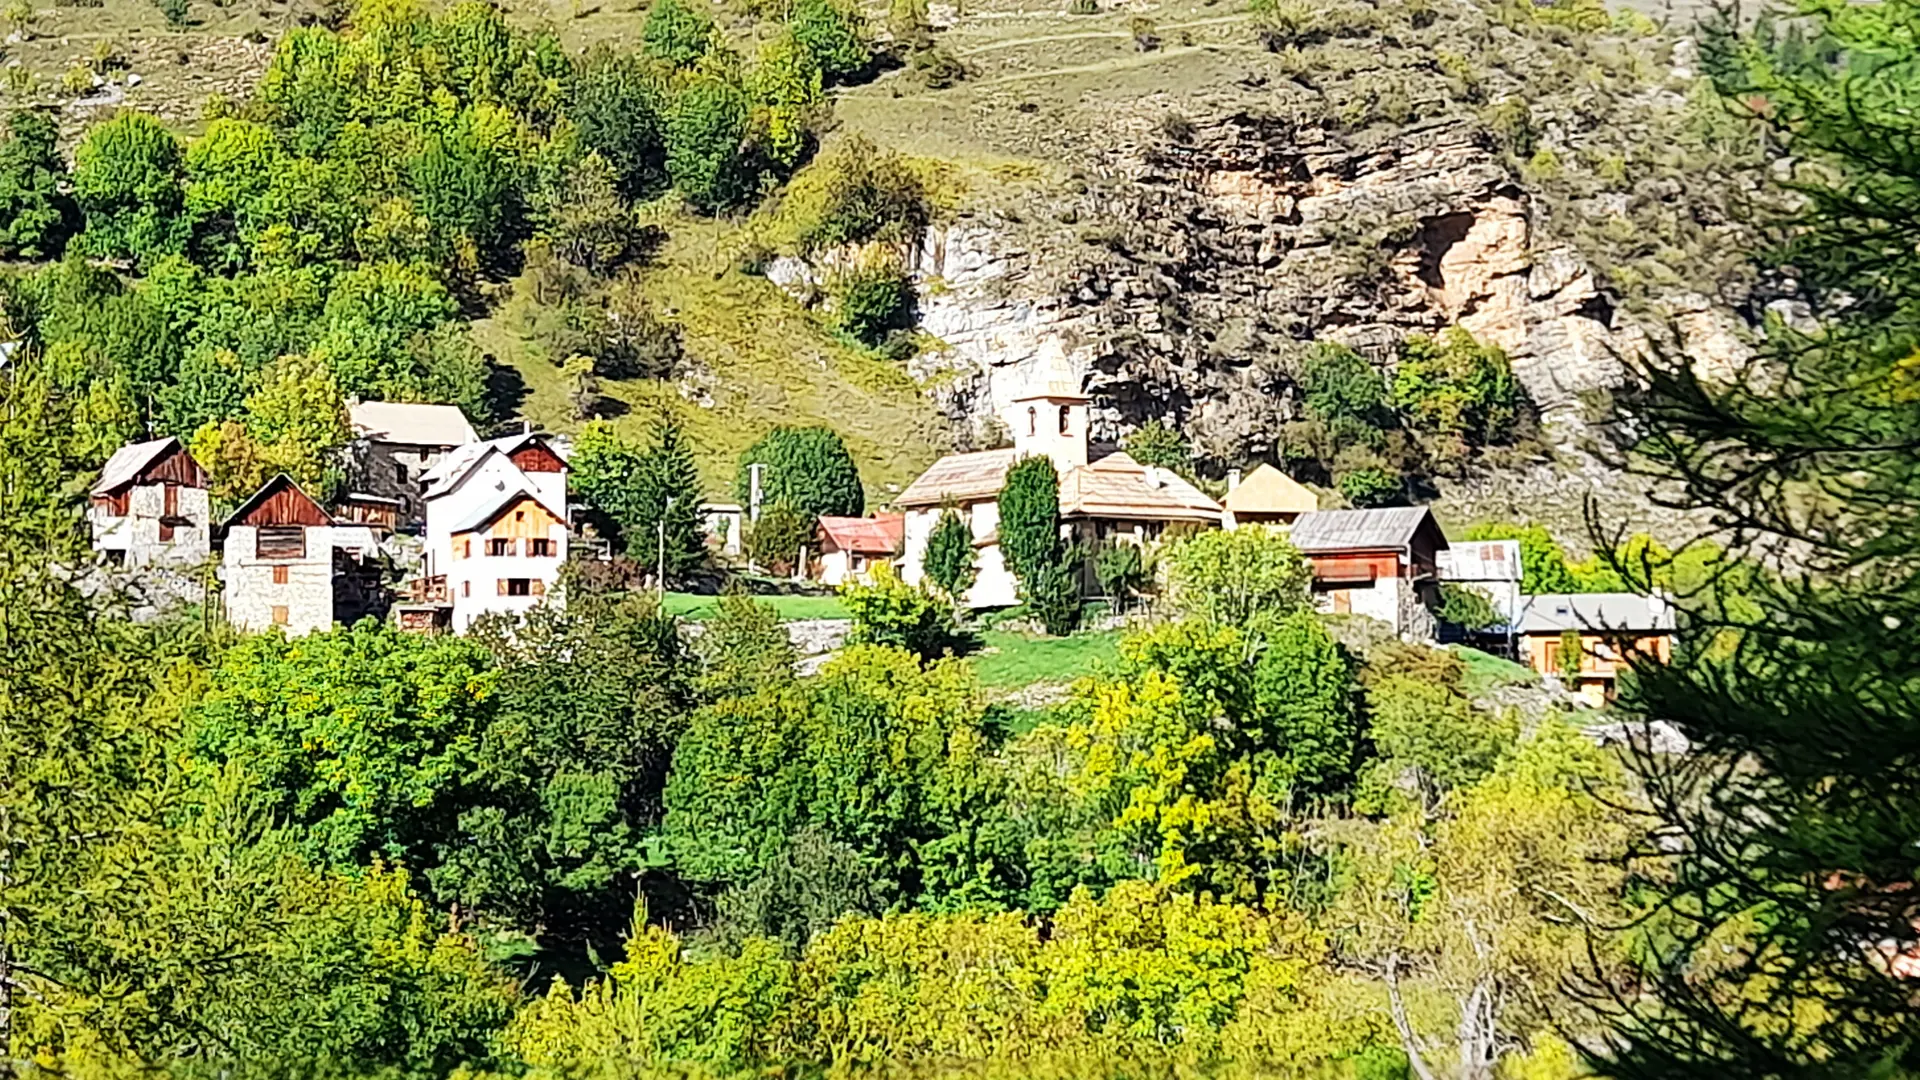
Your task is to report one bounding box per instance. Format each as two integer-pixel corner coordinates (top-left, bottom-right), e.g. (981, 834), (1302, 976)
(90, 437), (212, 568)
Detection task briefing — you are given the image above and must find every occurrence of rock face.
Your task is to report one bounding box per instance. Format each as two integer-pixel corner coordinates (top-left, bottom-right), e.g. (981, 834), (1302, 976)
(798, 111), (1754, 465)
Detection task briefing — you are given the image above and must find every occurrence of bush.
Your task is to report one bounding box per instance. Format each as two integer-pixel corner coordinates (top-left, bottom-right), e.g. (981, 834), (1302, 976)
(1391, 327), (1520, 448)
(736, 425), (865, 519)
(1301, 342), (1388, 427)
(1122, 418), (1192, 477)
(1069, 0), (1097, 13)
(665, 73), (751, 211)
(776, 135), (929, 253)
(909, 45), (966, 88)
(571, 47), (667, 197)
(1337, 466), (1400, 507)
(1251, 609), (1358, 790)
(1129, 15), (1160, 49)
(1439, 582), (1501, 630)
(827, 253), (916, 345)
(1023, 553), (1084, 636)
(788, 0), (872, 83)
(1096, 540), (1148, 610)
(842, 562), (965, 660)
(155, 0), (190, 27)
(923, 507), (976, 600)
(745, 501), (814, 574)
(643, 0), (715, 67)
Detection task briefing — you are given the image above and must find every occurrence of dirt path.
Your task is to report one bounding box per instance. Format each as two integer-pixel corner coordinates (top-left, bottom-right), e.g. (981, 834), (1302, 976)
(954, 13), (1249, 55)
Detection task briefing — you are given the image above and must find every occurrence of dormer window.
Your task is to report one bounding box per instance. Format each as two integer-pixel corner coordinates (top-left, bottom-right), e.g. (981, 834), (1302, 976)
(1059, 405), (1071, 435)
(1027, 406), (1036, 437)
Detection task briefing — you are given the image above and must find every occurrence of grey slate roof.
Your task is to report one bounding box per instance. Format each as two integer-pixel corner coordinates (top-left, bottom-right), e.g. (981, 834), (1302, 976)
(1289, 507), (1442, 553)
(94, 437), (180, 495)
(1518, 593), (1676, 634)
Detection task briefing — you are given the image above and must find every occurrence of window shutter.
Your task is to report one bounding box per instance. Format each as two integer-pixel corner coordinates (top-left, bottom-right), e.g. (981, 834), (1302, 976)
(531, 579), (545, 597)
(497, 578), (507, 596)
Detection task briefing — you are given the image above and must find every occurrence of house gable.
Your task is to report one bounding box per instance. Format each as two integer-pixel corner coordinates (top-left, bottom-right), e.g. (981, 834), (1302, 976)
(509, 442), (566, 474)
(225, 476), (335, 530)
(453, 492), (565, 539)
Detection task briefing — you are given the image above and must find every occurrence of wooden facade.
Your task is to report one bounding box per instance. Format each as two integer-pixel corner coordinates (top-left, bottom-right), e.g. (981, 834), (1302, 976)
(228, 478), (334, 529)
(509, 443), (567, 474)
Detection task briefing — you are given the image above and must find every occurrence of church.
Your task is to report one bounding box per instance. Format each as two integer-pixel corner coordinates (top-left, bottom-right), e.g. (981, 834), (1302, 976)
(896, 345), (1222, 607)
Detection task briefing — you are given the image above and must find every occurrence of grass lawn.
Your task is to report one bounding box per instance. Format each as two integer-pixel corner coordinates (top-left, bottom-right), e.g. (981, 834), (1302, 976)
(664, 591), (849, 622)
(970, 628), (1122, 689)
(1451, 645), (1538, 693)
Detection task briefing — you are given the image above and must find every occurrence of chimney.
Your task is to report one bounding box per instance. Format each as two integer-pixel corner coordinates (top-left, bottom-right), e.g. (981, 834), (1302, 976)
(1143, 465), (1164, 489)
(1227, 468), (1242, 491)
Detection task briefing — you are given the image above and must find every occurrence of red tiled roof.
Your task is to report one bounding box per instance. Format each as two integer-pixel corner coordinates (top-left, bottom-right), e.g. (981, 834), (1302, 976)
(817, 514), (905, 555)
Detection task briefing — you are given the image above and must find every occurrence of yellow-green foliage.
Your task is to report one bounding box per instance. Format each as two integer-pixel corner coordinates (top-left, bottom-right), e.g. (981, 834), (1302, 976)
(507, 879), (1388, 1074)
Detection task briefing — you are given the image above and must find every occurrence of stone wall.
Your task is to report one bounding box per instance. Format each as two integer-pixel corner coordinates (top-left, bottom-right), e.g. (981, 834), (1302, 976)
(223, 525), (336, 636)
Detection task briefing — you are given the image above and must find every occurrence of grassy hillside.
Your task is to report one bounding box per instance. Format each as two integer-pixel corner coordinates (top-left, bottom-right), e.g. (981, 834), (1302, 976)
(477, 215), (954, 503)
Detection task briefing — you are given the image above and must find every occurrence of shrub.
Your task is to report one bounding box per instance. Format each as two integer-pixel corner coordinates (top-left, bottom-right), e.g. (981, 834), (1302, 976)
(1069, 0), (1097, 13)
(571, 48), (667, 197)
(1337, 466), (1400, 507)
(1128, 15), (1160, 49)
(155, 0), (190, 27)
(745, 501), (814, 573)
(776, 135), (929, 253)
(923, 508), (976, 600)
(1096, 540), (1148, 610)
(827, 253), (916, 346)
(666, 73), (752, 211)
(1391, 327), (1520, 450)
(788, 0), (872, 83)
(1438, 583), (1501, 630)
(887, 0), (931, 50)
(1122, 418), (1192, 477)
(1301, 342), (1387, 427)
(909, 45), (966, 88)
(1023, 553), (1084, 636)
(842, 562), (965, 660)
(643, 0), (715, 67)
(736, 425), (865, 519)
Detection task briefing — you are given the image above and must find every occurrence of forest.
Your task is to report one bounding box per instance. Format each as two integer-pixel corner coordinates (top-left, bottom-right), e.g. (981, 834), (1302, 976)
(4, 0), (1920, 1074)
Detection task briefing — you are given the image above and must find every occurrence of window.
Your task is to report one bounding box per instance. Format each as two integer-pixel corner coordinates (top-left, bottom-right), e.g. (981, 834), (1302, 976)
(531, 578), (546, 597)
(159, 522), (175, 542)
(502, 578), (532, 596)
(163, 484), (179, 517)
(394, 463), (408, 484)
(1059, 405), (1071, 435)
(515, 510), (525, 522)
(270, 605), (289, 626)
(1543, 641), (1561, 672)
(528, 538), (555, 557)
(461, 538), (471, 559)
(463, 580), (471, 597)
(486, 538), (514, 557)
(272, 565), (289, 585)
(257, 526), (305, 560)
(1027, 406), (1036, 436)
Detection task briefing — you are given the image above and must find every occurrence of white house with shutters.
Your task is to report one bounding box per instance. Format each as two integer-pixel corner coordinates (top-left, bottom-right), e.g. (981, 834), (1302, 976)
(418, 432), (569, 632)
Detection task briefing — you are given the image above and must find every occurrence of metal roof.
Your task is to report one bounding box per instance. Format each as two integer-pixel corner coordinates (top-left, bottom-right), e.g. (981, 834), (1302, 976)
(1518, 593), (1676, 634)
(1437, 539), (1522, 582)
(817, 514), (905, 555)
(348, 402), (478, 448)
(94, 437), (182, 495)
(1289, 507), (1443, 553)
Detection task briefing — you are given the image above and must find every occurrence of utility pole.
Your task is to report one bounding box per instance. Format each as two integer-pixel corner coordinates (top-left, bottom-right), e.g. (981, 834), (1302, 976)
(748, 462), (764, 522)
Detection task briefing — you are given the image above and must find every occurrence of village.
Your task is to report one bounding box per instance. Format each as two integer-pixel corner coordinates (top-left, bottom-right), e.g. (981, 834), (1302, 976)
(87, 345), (1674, 706)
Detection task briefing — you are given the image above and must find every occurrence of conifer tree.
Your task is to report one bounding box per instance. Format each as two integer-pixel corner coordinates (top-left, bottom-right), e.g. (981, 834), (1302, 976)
(923, 507), (975, 601)
(1598, 2), (1920, 1072)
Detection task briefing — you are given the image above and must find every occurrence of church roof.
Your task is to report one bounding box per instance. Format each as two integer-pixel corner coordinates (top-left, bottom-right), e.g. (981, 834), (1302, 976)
(1010, 339), (1091, 402)
(895, 448), (1021, 508)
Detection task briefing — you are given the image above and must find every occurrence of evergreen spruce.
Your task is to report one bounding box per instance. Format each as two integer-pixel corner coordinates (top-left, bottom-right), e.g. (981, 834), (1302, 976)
(923, 507), (975, 600)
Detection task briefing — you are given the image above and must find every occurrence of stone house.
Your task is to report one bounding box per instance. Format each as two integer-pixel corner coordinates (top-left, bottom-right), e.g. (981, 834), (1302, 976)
(344, 401), (480, 530)
(221, 475), (383, 636)
(1221, 463), (1319, 530)
(896, 347), (1221, 608)
(90, 437), (212, 567)
(1290, 506), (1448, 640)
(1518, 592), (1675, 707)
(813, 514), (904, 587)
(417, 432), (569, 632)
